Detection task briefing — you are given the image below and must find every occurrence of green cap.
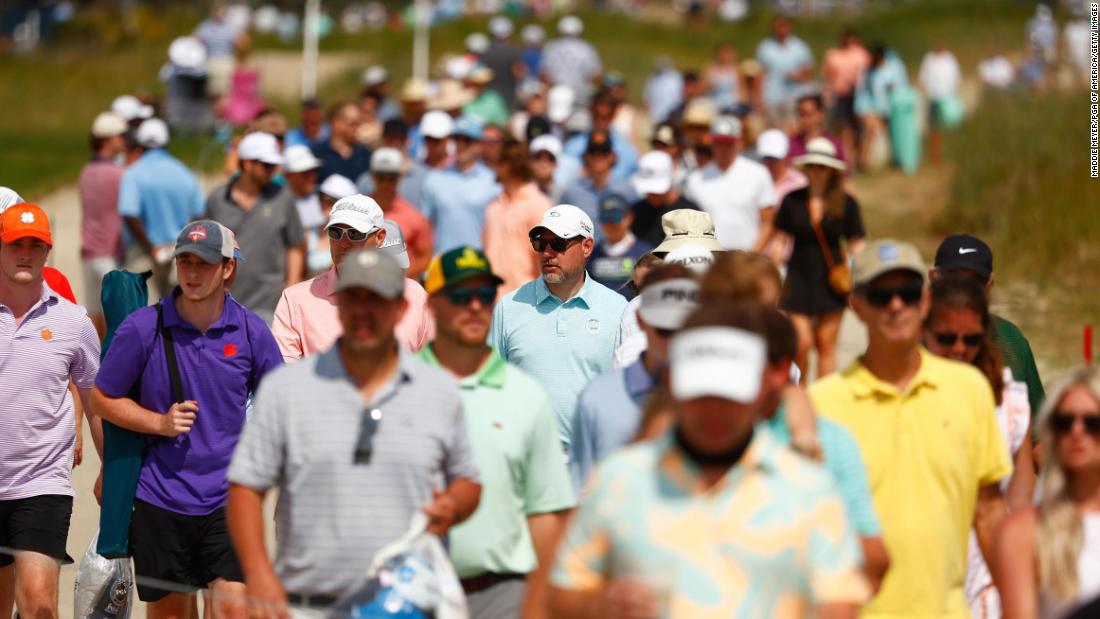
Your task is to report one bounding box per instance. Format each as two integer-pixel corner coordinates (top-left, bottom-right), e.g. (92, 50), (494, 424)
(424, 246), (503, 295)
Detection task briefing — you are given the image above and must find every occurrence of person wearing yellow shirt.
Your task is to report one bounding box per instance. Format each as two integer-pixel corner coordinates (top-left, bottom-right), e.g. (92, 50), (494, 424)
(809, 239), (1012, 619)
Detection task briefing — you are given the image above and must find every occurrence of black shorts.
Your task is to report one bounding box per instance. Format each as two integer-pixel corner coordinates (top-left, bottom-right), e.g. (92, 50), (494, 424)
(829, 95), (860, 135)
(0, 494), (73, 567)
(130, 499), (244, 602)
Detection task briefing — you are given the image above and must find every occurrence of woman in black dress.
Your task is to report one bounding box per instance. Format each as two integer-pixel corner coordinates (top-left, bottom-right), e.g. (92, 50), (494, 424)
(771, 137), (865, 382)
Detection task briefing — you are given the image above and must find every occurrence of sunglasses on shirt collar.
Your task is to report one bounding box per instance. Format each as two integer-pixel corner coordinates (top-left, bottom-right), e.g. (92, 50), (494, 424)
(353, 407), (383, 464)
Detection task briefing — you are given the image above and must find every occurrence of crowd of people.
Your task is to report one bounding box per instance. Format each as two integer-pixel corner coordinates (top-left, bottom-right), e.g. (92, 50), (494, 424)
(1, 6), (1099, 619)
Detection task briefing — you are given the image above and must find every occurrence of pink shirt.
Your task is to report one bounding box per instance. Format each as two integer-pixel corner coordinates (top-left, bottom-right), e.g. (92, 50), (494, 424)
(774, 167), (809, 204)
(482, 183), (551, 296)
(272, 268), (432, 361)
(78, 159), (125, 260)
(0, 285), (100, 499)
(823, 45), (872, 98)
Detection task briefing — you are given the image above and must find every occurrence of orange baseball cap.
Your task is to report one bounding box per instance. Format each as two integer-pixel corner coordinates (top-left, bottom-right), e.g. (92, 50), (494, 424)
(1, 203), (53, 246)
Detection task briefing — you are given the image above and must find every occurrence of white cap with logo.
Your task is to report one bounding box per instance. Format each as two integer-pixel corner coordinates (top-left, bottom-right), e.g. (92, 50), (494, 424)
(238, 132), (285, 165)
(420, 110), (455, 139)
(326, 194), (384, 235)
(638, 278), (699, 330)
(530, 204), (594, 240)
(671, 327), (767, 403)
(633, 151), (673, 195)
(664, 244), (715, 275)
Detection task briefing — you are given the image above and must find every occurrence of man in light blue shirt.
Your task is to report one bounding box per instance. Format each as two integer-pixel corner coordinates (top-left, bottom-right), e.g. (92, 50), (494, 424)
(562, 93), (639, 181)
(570, 265), (699, 490)
(419, 116), (501, 252)
(490, 205), (628, 455)
(755, 17), (815, 127)
(558, 131), (637, 242)
(118, 118), (205, 297)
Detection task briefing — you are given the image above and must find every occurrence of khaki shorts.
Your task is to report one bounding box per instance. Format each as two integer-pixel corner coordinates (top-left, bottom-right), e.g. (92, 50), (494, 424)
(205, 57), (235, 97)
(81, 257), (119, 315)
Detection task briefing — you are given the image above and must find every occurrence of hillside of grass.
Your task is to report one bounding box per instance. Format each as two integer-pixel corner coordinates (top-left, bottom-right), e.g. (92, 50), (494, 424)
(2, 0), (1039, 198)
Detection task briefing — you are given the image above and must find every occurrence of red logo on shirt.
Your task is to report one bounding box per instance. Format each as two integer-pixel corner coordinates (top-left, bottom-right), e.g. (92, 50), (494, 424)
(188, 225), (208, 242)
(223, 343), (238, 357)
(41, 329), (53, 341)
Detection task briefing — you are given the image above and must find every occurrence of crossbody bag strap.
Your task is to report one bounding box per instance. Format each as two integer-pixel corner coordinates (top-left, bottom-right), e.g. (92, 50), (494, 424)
(812, 219), (839, 269)
(156, 303), (186, 404)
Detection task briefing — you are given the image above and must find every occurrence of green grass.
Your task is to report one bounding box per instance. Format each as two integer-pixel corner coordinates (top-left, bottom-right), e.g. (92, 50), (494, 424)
(0, 0), (1057, 198)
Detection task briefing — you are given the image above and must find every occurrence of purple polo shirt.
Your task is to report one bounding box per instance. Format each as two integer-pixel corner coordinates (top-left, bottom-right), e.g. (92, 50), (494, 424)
(96, 289), (282, 515)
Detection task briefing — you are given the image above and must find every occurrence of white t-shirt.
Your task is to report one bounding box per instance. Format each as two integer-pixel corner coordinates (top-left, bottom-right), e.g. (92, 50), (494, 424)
(919, 51), (961, 100)
(684, 156), (777, 251)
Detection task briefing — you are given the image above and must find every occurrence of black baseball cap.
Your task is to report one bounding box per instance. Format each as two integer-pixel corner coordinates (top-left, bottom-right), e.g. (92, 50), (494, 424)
(934, 234), (993, 281)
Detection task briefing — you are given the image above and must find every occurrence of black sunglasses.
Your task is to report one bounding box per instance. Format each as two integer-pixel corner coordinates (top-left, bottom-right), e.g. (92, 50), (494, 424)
(1051, 412), (1100, 436)
(446, 286), (497, 307)
(327, 226), (373, 242)
(863, 283), (923, 308)
(530, 236), (579, 253)
(353, 407), (383, 464)
(933, 332), (983, 347)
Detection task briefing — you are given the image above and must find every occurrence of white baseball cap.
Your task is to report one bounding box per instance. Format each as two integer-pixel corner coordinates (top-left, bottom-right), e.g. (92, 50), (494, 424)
(465, 32), (490, 55)
(638, 278), (699, 331)
(420, 110), (454, 139)
(558, 15), (583, 36)
(362, 65), (388, 87)
(168, 36), (207, 71)
(319, 174), (358, 200)
(664, 244), (715, 275)
(489, 15), (513, 39)
(325, 194), (384, 234)
(633, 151), (674, 195)
(91, 112), (128, 138)
(529, 204), (594, 240)
(238, 132), (285, 165)
(670, 327), (767, 403)
(371, 147), (404, 174)
(379, 220), (410, 269)
(547, 85), (575, 124)
(529, 134), (562, 160)
(135, 118), (170, 148)
(756, 129), (789, 160)
(521, 24), (544, 45)
(283, 145), (323, 173)
(111, 95), (154, 122)
(0, 187), (25, 213)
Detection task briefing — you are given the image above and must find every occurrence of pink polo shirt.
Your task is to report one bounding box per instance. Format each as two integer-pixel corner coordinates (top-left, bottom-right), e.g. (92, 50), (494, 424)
(482, 183), (551, 296)
(271, 268), (432, 361)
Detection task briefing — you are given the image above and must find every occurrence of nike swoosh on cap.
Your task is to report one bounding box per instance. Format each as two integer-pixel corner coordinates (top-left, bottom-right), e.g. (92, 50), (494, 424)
(958, 248), (978, 254)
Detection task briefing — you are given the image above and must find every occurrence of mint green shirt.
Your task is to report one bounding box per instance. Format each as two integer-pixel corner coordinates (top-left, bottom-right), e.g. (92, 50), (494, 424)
(420, 346), (576, 578)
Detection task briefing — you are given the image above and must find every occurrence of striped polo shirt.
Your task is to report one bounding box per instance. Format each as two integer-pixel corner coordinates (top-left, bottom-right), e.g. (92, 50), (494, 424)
(0, 284), (100, 500)
(228, 344), (479, 597)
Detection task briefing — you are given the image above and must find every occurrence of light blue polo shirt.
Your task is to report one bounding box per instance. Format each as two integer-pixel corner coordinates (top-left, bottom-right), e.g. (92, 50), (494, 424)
(558, 176), (638, 242)
(569, 357), (655, 491)
(761, 406), (882, 537)
(117, 149), (205, 247)
(490, 274), (628, 453)
(419, 162), (501, 253)
(755, 35), (815, 108)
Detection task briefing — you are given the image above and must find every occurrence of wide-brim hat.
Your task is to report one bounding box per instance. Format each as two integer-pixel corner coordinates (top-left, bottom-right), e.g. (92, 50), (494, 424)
(792, 136), (846, 171)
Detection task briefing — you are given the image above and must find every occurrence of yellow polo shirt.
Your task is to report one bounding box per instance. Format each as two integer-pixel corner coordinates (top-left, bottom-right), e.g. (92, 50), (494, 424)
(809, 349), (1012, 619)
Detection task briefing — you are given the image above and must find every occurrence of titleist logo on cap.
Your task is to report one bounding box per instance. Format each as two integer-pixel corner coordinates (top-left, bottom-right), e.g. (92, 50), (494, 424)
(336, 202), (375, 216)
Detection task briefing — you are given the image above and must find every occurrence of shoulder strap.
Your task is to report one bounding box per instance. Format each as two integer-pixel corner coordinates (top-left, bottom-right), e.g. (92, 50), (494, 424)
(156, 303), (186, 404)
(812, 220), (838, 269)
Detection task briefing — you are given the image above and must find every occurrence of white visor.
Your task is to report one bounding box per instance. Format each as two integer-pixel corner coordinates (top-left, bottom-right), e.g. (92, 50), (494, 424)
(670, 327), (766, 403)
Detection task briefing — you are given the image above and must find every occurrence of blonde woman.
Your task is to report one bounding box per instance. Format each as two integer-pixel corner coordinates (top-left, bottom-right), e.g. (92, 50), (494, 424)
(995, 366), (1100, 619)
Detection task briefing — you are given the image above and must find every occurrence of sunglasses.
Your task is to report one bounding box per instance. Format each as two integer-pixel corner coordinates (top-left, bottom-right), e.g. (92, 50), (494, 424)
(530, 236), (579, 253)
(327, 226), (373, 242)
(446, 286), (497, 307)
(353, 407), (383, 464)
(862, 284), (923, 308)
(932, 332), (984, 347)
(1051, 412), (1100, 436)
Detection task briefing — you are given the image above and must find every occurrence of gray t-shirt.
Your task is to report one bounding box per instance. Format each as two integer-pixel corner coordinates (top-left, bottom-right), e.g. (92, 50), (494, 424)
(227, 345), (479, 597)
(206, 181), (304, 322)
